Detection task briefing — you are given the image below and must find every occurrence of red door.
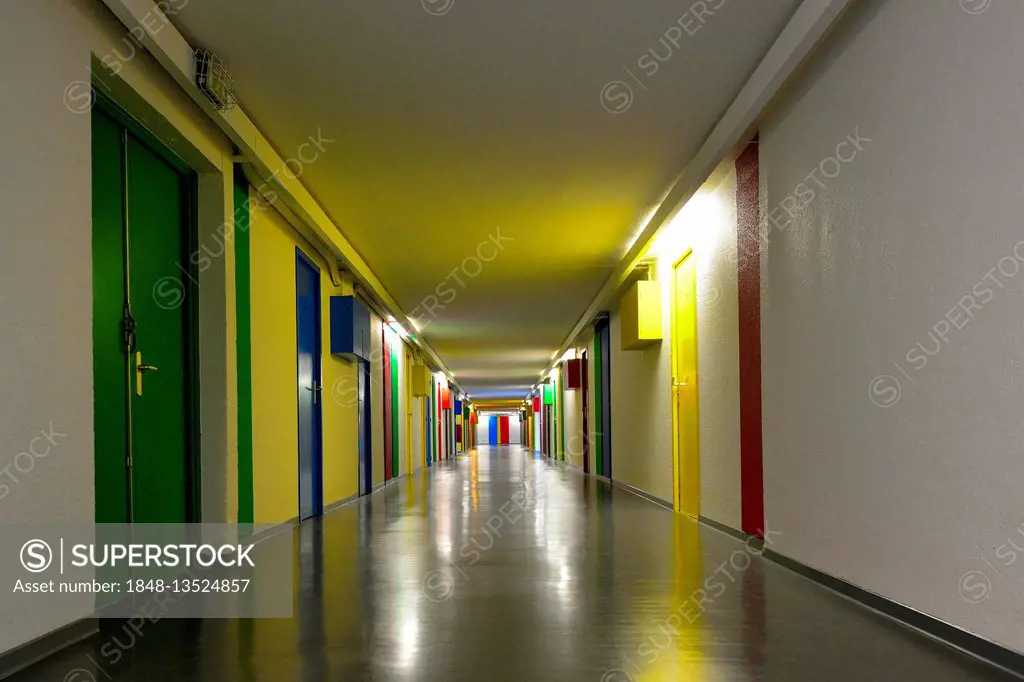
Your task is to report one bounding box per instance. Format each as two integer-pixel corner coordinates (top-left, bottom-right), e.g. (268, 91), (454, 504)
(498, 416), (509, 444)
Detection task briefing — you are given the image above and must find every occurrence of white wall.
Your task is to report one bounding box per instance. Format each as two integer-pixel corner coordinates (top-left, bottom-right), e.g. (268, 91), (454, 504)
(508, 417), (522, 445)
(609, 171), (741, 522)
(561, 354), (586, 467)
(0, 0), (95, 654)
(586, 338), (597, 461)
(0, 0), (237, 655)
(678, 171), (741, 529)
(760, 0), (1024, 653)
(474, 414), (522, 445)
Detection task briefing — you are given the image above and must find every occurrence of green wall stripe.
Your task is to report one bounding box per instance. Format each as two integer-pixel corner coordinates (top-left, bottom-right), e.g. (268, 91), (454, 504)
(234, 167), (254, 524)
(594, 329), (603, 477)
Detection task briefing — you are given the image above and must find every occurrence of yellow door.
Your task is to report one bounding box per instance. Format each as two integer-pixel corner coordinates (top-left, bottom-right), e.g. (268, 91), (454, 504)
(672, 251), (700, 517)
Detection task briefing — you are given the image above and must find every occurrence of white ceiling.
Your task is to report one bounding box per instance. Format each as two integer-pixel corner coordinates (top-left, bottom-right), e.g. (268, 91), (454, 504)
(173, 0), (799, 400)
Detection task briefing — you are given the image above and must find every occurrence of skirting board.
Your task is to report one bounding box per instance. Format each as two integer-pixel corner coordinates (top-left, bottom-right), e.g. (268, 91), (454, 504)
(698, 514), (766, 553)
(1, 471), (405, 678)
(763, 548), (1024, 679)
(0, 617), (97, 680)
(609, 477), (673, 511)
(324, 492), (360, 514)
(572, 465), (1024, 679)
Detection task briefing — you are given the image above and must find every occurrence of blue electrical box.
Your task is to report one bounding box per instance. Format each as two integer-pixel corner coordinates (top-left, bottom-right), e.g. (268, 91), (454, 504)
(330, 296), (371, 361)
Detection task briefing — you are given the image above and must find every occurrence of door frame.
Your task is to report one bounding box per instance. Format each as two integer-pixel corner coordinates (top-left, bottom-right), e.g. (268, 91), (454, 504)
(670, 248), (701, 517)
(358, 359), (373, 496)
(295, 247), (324, 519)
(93, 94), (203, 523)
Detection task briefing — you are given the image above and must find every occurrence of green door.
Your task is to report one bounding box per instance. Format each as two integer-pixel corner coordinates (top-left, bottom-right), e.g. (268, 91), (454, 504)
(92, 107), (197, 524)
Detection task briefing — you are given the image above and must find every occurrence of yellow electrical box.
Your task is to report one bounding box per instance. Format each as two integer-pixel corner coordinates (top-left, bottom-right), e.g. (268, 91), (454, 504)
(619, 280), (662, 350)
(411, 364), (432, 396)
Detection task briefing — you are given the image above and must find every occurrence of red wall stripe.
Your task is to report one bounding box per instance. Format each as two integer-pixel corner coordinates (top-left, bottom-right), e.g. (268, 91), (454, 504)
(737, 137), (765, 538)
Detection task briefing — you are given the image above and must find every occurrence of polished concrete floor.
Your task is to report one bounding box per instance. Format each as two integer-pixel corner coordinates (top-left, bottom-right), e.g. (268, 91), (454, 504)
(12, 446), (1015, 681)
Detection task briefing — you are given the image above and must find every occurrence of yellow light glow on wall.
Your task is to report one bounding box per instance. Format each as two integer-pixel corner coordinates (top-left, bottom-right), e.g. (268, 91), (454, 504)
(648, 192), (728, 263)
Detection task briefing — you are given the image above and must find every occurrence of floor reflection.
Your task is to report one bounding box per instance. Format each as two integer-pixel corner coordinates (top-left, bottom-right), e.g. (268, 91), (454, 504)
(8, 445), (1016, 682)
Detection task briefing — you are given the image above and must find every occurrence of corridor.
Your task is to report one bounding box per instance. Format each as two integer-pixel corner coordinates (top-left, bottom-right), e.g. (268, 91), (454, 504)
(11, 446), (1014, 682)
(6, 0), (1024, 678)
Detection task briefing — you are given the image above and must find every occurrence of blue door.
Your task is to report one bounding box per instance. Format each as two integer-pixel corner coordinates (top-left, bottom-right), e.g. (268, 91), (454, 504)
(296, 249), (323, 520)
(425, 382), (433, 468)
(488, 416), (498, 445)
(357, 359), (372, 496)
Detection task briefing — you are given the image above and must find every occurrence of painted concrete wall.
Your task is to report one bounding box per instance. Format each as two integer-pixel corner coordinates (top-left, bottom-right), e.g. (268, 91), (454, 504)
(654, 170), (742, 528)
(321, 288), (359, 508)
(609, 291), (669, 501)
(561, 356), (584, 468)
(249, 205), (300, 523)
(0, 0), (236, 655)
(0, 0), (94, 655)
(473, 414), (522, 445)
(609, 171), (741, 523)
(760, 0), (1024, 654)
(585, 337), (597, 462)
(250, 205), (358, 521)
(508, 417), (522, 446)
(412, 396), (424, 470)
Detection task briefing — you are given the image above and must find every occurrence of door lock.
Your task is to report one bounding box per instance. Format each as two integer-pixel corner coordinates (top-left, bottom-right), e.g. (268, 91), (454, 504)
(135, 352), (159, 396)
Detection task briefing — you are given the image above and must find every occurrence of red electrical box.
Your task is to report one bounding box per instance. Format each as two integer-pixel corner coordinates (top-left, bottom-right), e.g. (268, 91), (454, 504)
(441, 387), (452, 409)
(532, 396), (541, 412)
(564, 358), (584, 390)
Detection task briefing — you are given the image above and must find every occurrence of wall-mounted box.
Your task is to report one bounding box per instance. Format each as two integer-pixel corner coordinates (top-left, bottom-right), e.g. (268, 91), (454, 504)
(441, 387), (452, 410)
(542, 384), (554, 405)
(619, 280), (662, 350)
(411, 364), (431, 396)
(329, 296), (372, 361)
(532, 396), (542, 412)
(563, 358), (584, 390)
